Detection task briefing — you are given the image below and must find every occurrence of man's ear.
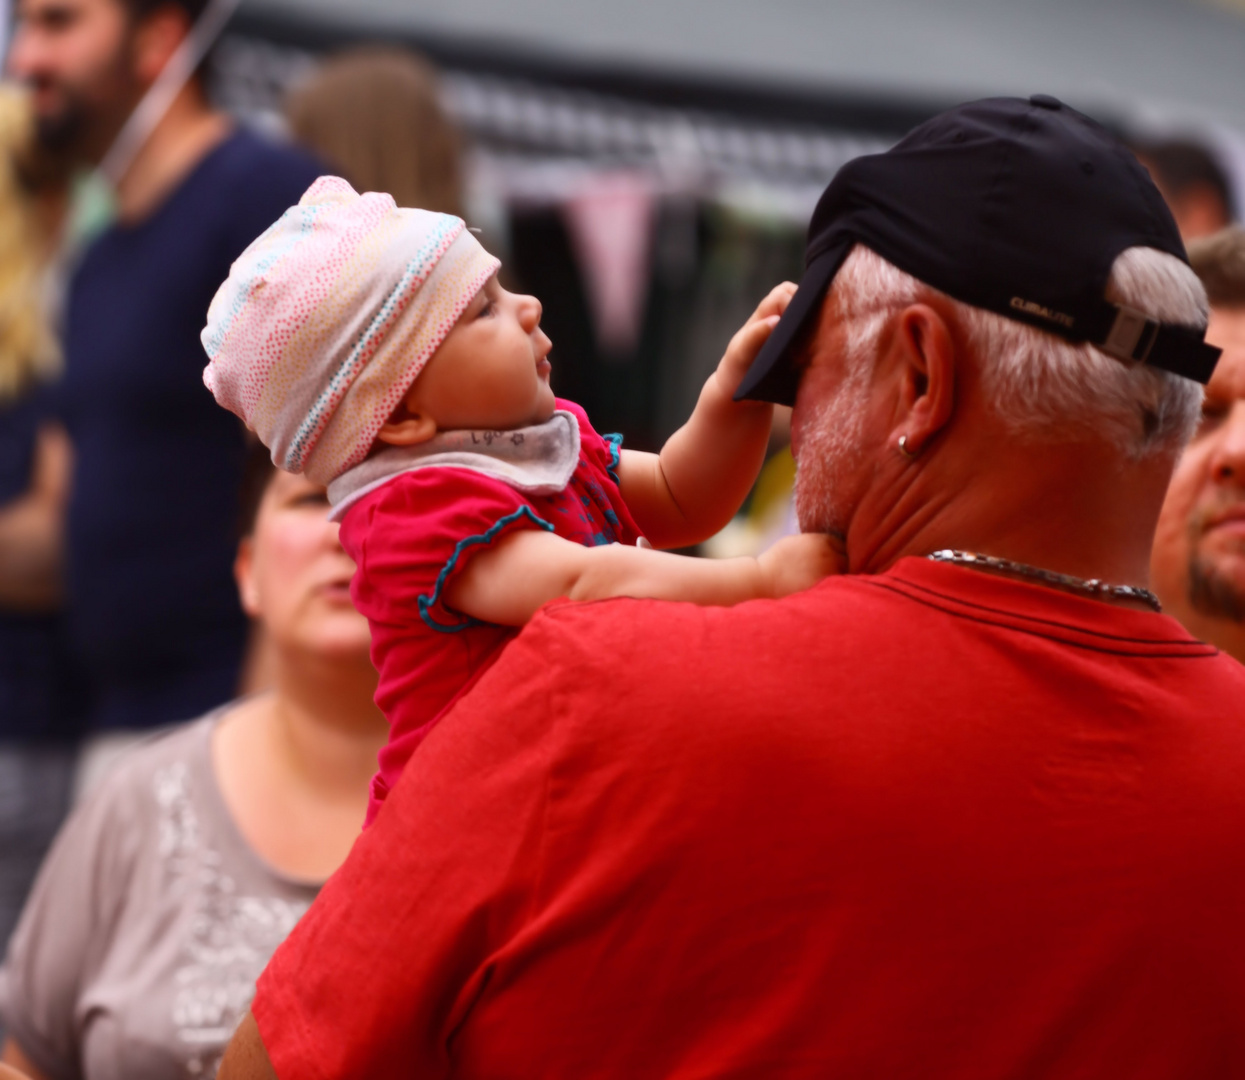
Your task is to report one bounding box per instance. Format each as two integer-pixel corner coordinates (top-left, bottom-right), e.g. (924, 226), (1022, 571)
(890, 302), (956, 456)
(376, 408), (438, 447)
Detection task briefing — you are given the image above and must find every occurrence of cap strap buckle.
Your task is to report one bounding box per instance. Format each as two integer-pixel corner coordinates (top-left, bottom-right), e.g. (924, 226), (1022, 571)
(1100, 304), (1159, 364)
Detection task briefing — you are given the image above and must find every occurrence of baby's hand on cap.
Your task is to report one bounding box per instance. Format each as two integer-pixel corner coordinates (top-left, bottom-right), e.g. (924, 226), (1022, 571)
(758, 531), (847, 599)
(715, 281), (798, 398)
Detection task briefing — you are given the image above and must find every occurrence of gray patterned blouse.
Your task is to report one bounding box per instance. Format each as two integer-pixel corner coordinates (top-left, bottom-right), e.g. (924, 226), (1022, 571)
(0, 712), (320, 1080)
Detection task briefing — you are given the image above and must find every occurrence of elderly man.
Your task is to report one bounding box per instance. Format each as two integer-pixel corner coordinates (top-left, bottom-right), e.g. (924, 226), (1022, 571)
(1152, 226), (1245, 661)
(222, 98), (1245, 1080)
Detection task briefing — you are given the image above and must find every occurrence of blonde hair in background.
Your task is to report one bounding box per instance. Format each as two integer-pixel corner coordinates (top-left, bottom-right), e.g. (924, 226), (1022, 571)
(285, 47), (463, 217)
(830, 244), (1207, 460)
(1187, 226), (1245, 308)
(0, 85), (59, 404)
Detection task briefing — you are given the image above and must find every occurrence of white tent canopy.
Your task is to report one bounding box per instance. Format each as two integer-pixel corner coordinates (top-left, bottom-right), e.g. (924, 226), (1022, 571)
(241, 0), (1245, 133)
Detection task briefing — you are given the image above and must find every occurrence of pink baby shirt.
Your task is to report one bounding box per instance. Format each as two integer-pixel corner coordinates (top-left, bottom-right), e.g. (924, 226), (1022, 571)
(332, 399), (643, 825)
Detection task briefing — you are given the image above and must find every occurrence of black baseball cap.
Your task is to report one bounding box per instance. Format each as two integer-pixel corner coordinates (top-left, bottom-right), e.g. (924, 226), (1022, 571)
(735, 94), (1222, 406)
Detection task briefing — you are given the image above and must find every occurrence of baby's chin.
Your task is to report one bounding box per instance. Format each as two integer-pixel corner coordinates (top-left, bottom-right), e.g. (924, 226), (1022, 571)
(532, 388), (558, 424)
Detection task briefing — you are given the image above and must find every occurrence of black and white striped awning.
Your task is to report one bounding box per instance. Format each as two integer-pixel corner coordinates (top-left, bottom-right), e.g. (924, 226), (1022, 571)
(211, 30), (894, 222)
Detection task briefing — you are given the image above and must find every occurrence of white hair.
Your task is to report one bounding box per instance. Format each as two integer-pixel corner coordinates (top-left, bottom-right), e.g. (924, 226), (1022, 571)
(830, 244), (1209, 458)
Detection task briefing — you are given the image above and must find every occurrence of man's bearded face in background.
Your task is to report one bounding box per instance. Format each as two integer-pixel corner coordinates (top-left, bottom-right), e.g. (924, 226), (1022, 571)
(1187, 493), (1245, 621)
(1153, 306), (1245, 639)
(9, 0), (144, 163)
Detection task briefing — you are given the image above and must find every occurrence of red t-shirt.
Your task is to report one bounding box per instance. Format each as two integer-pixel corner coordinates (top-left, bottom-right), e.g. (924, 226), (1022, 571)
(338, 399), (641, 823)
(255, 558), (1245, 1078)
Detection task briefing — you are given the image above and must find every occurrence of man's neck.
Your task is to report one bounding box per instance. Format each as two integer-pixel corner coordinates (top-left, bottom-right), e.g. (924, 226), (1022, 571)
(113, 82), (230, 224)
(848, 427), (1173, 597)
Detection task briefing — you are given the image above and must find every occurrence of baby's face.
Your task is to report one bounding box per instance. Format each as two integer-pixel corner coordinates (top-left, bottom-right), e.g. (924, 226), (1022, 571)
(408, 276), (557, 432)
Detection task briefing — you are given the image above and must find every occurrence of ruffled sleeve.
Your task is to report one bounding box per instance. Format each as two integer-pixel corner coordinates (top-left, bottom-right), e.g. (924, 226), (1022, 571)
(340, 468), (556, 634)
(555, 398), (623, 486)
(552, 398), (642, 546)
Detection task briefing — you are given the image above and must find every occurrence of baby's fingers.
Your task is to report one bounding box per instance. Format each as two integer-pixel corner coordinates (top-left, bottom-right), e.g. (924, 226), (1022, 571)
(718, 313), (781, 393)
(759, 531), (846, 598)
(750, 281), (798, 324)
(730, 312), (780, 358)
(718, 282), (798, 395)
(791, 532), (847, 580)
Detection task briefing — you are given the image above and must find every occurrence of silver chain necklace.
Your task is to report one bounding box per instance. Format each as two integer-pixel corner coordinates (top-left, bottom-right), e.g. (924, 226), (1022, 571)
(927, 549), (1163, 612)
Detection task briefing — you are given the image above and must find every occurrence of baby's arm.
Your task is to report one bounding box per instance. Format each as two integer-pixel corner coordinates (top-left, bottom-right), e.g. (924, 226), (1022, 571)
(442, 528), (843, 626)
(617, 282), (796, 550)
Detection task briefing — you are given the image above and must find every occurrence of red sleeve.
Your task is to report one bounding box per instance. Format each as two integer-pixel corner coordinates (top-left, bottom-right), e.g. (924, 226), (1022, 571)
(251, 614), (566, 1080)
(341, 468), (556, 632)
(556, 397), (623, 488)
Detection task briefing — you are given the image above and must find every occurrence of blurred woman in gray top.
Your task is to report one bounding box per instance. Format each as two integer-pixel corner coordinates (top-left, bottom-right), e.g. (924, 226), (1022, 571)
(0, 448), (386, 1080)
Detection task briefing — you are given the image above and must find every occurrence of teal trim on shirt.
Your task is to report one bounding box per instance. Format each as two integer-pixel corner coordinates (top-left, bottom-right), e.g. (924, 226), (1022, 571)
(417, 506), (557, 633)
(603, 433), (623, 486)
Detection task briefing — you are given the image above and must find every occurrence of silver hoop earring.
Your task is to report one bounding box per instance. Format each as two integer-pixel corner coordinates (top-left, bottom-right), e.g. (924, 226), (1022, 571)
(898, 435), (917, 459)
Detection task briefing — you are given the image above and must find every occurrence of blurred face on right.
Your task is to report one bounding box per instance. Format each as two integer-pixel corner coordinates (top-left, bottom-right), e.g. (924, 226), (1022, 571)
(1152, 307), (1245, 644)
(235, 470), (372, 662)
(8, 0), (139, 161)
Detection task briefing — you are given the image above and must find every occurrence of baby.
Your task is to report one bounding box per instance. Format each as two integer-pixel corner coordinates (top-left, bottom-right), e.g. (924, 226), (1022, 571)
(203, 177), (838, 824)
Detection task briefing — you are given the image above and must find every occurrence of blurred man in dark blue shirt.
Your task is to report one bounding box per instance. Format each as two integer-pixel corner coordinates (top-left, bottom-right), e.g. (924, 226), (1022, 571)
(9, 0), (322, 764)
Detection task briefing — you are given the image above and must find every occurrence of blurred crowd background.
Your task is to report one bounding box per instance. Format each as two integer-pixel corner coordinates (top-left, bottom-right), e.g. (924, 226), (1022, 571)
(0, 0), (1243, 1069)
(217, 0), (1245, 557)
(208, 0), (1245, 452)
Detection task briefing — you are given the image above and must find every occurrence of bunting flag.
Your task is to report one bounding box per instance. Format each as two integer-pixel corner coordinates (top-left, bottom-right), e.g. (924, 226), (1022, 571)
(563, 171), (657, 360)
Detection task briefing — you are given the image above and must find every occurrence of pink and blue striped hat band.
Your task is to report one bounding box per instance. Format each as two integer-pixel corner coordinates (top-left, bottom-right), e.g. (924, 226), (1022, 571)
(202, 175), (501, 486)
